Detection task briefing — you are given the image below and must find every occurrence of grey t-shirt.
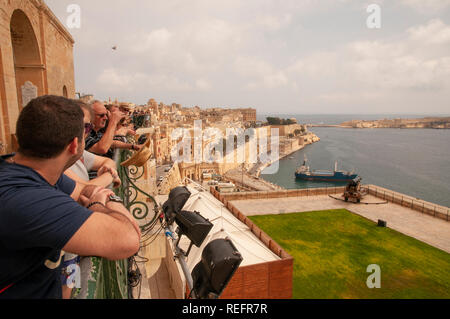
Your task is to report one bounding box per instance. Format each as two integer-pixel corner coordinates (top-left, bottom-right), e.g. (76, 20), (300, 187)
(68, 151), (95, 182)
(65, 150), (97, 287)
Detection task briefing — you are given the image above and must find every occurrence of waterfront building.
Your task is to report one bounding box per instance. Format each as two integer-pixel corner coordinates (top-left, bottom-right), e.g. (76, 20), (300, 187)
(238, 107), (257, 123)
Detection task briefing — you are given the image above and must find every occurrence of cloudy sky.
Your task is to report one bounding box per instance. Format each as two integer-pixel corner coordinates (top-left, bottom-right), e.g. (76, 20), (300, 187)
(46, 0), (450, 114)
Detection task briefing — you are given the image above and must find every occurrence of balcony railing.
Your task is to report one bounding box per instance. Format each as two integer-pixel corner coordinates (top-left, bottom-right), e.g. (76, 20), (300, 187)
(74, 149), (158, 299)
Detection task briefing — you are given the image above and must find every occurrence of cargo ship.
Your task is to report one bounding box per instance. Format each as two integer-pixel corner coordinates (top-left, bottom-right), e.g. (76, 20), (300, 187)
(295, 156), (358, 182)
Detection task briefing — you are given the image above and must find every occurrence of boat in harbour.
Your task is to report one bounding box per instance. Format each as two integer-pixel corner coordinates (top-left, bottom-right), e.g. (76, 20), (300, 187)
(295, 156), (358, 182)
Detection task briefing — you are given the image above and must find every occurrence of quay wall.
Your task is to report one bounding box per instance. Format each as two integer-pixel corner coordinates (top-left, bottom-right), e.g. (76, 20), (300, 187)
(158, 163), (182, 195)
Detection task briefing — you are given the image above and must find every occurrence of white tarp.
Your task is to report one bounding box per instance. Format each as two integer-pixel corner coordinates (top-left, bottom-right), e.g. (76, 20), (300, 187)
(161, 184), (281, 271)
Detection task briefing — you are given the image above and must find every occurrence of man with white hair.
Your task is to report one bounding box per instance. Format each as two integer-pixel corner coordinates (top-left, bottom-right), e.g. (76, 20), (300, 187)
(86, 100), (141, 158)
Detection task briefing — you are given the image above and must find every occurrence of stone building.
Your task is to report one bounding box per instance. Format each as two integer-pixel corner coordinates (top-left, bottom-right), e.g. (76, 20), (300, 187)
(0, 0), (75, 154)
(270, 123), (306, 137)
(238, 108), (256, 123)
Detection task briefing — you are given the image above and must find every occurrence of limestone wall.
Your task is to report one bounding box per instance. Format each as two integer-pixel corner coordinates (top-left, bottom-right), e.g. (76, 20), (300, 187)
(0, 0), (75, 154)
(41, 5), (75, 98)
(270, 123), (305, 137)
(158, 163), (183, 195)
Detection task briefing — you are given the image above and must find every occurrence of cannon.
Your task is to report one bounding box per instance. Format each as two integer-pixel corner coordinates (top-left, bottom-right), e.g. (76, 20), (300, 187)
(343, 177), (366, 203)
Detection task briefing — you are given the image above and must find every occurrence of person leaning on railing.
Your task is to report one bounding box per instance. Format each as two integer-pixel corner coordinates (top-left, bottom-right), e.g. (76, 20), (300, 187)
(85, 100), (142, 159)
(65, 101), (122, 189)
(0, 95), (141, 299)
(59, 100), (123, 299)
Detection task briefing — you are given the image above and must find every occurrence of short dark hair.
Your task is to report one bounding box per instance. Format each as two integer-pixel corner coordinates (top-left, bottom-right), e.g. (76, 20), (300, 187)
(16, 95), (84, 159)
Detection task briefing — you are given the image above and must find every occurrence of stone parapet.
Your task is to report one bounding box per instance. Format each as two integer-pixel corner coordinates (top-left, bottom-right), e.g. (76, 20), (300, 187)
(364, 185), (449, 222)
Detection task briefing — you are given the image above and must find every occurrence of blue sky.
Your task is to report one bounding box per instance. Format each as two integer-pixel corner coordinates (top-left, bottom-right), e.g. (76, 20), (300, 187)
(46, 0), (450, 114)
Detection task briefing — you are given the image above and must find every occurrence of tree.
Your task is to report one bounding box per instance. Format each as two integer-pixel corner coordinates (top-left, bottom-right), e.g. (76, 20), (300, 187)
(266, 117), (282, 125)
(285, 118), (296, 125)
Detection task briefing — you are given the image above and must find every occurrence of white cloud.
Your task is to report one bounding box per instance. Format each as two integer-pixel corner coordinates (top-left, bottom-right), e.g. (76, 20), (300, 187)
(96, 68), (196, 93)
(400, 0), (450, 13)
(289, 19), (450, 95)
(234, 56), (275, 78)
(255, 14), (292, 31)
(407, 19), (450, 45)
(120, 17), (244, 78)
(288, 51), (339, 78)
(96, 68), (134, 90)
(318, 91), (382, 103)
(131, 28), (173, 54)
(234, 56), (289, 89)
(44, 0), (450, 112)
(347, 20), (450, 90)
(195, 79), (212, 91)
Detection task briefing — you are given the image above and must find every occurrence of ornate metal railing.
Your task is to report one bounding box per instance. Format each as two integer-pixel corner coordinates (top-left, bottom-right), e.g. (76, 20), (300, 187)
(75, 149), (159, 299)
(117, 149), (161, 299)
(117, 150), (158, 230)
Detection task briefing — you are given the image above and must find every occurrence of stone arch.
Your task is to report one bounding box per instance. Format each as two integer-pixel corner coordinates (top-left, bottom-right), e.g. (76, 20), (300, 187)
(62, 85), (68, 97)
(10, 9), (44, 110)
(0, 46), (9, 154)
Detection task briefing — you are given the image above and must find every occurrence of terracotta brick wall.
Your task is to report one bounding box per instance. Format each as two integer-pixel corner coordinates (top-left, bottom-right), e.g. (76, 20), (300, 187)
(209, 186), (294, 299)
(220, 259), (293, 299)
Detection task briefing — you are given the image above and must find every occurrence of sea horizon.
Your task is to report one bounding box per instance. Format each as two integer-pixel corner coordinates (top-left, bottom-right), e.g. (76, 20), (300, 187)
(256, 113), (450, 126)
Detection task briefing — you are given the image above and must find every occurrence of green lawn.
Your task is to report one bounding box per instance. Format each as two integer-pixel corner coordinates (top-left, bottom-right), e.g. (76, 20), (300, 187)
(249, 209), (450, 299)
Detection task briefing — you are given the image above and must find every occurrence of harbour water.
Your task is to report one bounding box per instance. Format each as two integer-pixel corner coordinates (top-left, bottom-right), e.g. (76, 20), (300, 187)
(260, 114), (450, 208)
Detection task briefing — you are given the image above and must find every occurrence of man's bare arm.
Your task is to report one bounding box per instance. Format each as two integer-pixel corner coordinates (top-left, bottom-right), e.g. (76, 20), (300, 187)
(63, 189), (140, 260)
(63, 211), (140, 260)
(68, 178), (89, 201)
(112, 140), (142, 151)
(65, 169), (114, 189)
(91, 155), (116, 172)
(88, 113), (122, 155)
